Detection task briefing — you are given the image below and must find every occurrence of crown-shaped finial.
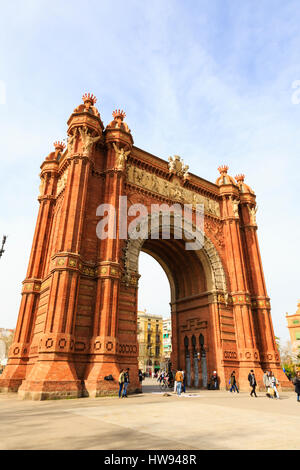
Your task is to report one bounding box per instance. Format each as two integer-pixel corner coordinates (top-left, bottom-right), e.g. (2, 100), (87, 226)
(82, 93), (97, 105)
(218, 165), (229, 175)
(112, 109), (126, 120)
(235, 174), (245, 183)
(53, 141), (66, 151)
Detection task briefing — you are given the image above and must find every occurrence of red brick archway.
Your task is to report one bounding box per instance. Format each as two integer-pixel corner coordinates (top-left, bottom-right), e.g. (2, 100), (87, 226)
(124, 218), (228, 388)
(0, 94), (289, 399)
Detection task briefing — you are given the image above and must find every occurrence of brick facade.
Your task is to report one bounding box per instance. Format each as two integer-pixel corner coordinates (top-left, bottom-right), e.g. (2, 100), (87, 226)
(0, 94), (290, 399)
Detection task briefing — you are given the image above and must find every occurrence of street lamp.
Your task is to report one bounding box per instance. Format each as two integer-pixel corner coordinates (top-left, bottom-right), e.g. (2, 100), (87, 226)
(0, 235), (7, 260)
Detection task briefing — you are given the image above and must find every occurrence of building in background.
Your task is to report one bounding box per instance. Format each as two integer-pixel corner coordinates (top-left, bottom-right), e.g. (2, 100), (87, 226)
(162, 318), (172, 370)
(0, 328), (14, 369)
(137, 310), (163, 375)
(286, 301), (300, 362)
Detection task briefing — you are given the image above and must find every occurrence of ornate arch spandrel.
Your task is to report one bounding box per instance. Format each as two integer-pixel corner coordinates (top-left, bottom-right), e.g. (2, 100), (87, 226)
(122, 213), (228, 295)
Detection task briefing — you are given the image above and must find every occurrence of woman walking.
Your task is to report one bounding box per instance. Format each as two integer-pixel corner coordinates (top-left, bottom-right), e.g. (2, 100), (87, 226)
(118, 369), (125, 398)
(293, 371), (300, 402)
(270, 372), (280, 399)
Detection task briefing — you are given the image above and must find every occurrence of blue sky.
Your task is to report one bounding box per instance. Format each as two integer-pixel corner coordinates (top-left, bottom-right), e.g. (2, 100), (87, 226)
(0, 0), (299, 343)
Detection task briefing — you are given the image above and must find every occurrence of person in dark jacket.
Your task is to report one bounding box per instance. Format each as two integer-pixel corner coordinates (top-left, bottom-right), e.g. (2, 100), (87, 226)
(293, 371), (300, 402)
(211, 371), (218, 390)
(229, 371), (239, 393)
(248, 370), (257, 397)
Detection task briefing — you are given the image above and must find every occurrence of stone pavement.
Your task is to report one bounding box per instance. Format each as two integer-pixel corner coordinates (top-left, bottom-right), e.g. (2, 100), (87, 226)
(0, 378), (299, 450)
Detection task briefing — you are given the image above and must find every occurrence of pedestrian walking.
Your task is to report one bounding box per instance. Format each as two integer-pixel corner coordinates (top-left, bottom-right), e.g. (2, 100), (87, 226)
(138, 369), (143, 383)
(173, 370), (177, 393)
(263, 370), (269, 393)
(229, 371), (239, 393)
(175, 369), (183, 396)
(122, 368), (130, 398)
(269, 372), (280, 399)
(182, 370), (186, 393)
(212, 371), (218, 390)
(118, 369), (125, 398)
(167, 370), (174, 388)
(264, 371), (273, 398)
(293, 371), (300, 402)
(248, 370), (257, 397)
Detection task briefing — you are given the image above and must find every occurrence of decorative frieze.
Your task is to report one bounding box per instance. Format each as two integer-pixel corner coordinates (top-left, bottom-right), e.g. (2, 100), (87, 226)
(126, 163), (220, 217)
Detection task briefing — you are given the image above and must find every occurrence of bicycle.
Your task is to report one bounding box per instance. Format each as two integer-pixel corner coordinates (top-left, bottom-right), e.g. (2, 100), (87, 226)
(159, 377), (174, 391)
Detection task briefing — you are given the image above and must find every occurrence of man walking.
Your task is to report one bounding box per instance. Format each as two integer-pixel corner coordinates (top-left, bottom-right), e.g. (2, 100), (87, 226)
(248, 370), (257, 397)
(122, 368), (130, 398)
(175, 369), (183, 396)
(118, 369), (125, 398)
(229, 371), (239, 393)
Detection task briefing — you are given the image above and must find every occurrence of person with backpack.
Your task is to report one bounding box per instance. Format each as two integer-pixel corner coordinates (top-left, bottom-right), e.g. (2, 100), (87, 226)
(175, 369), (183, 396)
(248, 370), (257, 397)
(118, 369), (125, 398)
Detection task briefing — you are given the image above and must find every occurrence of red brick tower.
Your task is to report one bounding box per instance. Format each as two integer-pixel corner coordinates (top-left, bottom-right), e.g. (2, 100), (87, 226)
(0, 95), (289, 399)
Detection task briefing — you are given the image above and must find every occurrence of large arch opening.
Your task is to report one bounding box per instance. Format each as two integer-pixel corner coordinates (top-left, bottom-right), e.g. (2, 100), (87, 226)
(122, 217), (228, 389)
(137, 252), (171, 377)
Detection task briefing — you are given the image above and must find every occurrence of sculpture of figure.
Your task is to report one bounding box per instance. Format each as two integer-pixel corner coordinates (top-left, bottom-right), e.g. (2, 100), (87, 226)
(168, 156), (177, 173)
(208, 199), (215, 214)
(107, 109), (131, 133)
(113, 143), (131, 170)
(192, 193), (198, 208)
(79, 126), (101, 155)
(90, 105), (100, 118)
(248, 205), (258, 225)
(151, 174), (159, 192)
(182, 164), (189, 180)
(67, 128), (78, 154)
(232, 199), (239, 218)
(57, 170), (69, 195)
(136, 168), (143, 184)
(171, 184), (183, 201)
(168, 155), (190, 180)
(162, 180), (169, 197)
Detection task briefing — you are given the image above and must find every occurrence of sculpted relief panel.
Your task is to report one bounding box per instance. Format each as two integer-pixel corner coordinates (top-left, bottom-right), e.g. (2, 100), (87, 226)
(126, 164), (220, 217)
(56, 169), (69, 196)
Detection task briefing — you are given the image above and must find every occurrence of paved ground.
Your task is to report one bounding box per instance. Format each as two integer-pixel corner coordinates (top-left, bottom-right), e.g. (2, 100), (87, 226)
(0, 378), (299, 450)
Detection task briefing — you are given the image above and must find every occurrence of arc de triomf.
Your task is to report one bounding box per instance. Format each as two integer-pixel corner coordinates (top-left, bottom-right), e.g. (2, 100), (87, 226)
(0, 93), (289, 399)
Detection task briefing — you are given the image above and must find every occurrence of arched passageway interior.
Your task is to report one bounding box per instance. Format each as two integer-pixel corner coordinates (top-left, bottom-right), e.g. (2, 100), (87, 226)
(134, 231), (214, 388)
